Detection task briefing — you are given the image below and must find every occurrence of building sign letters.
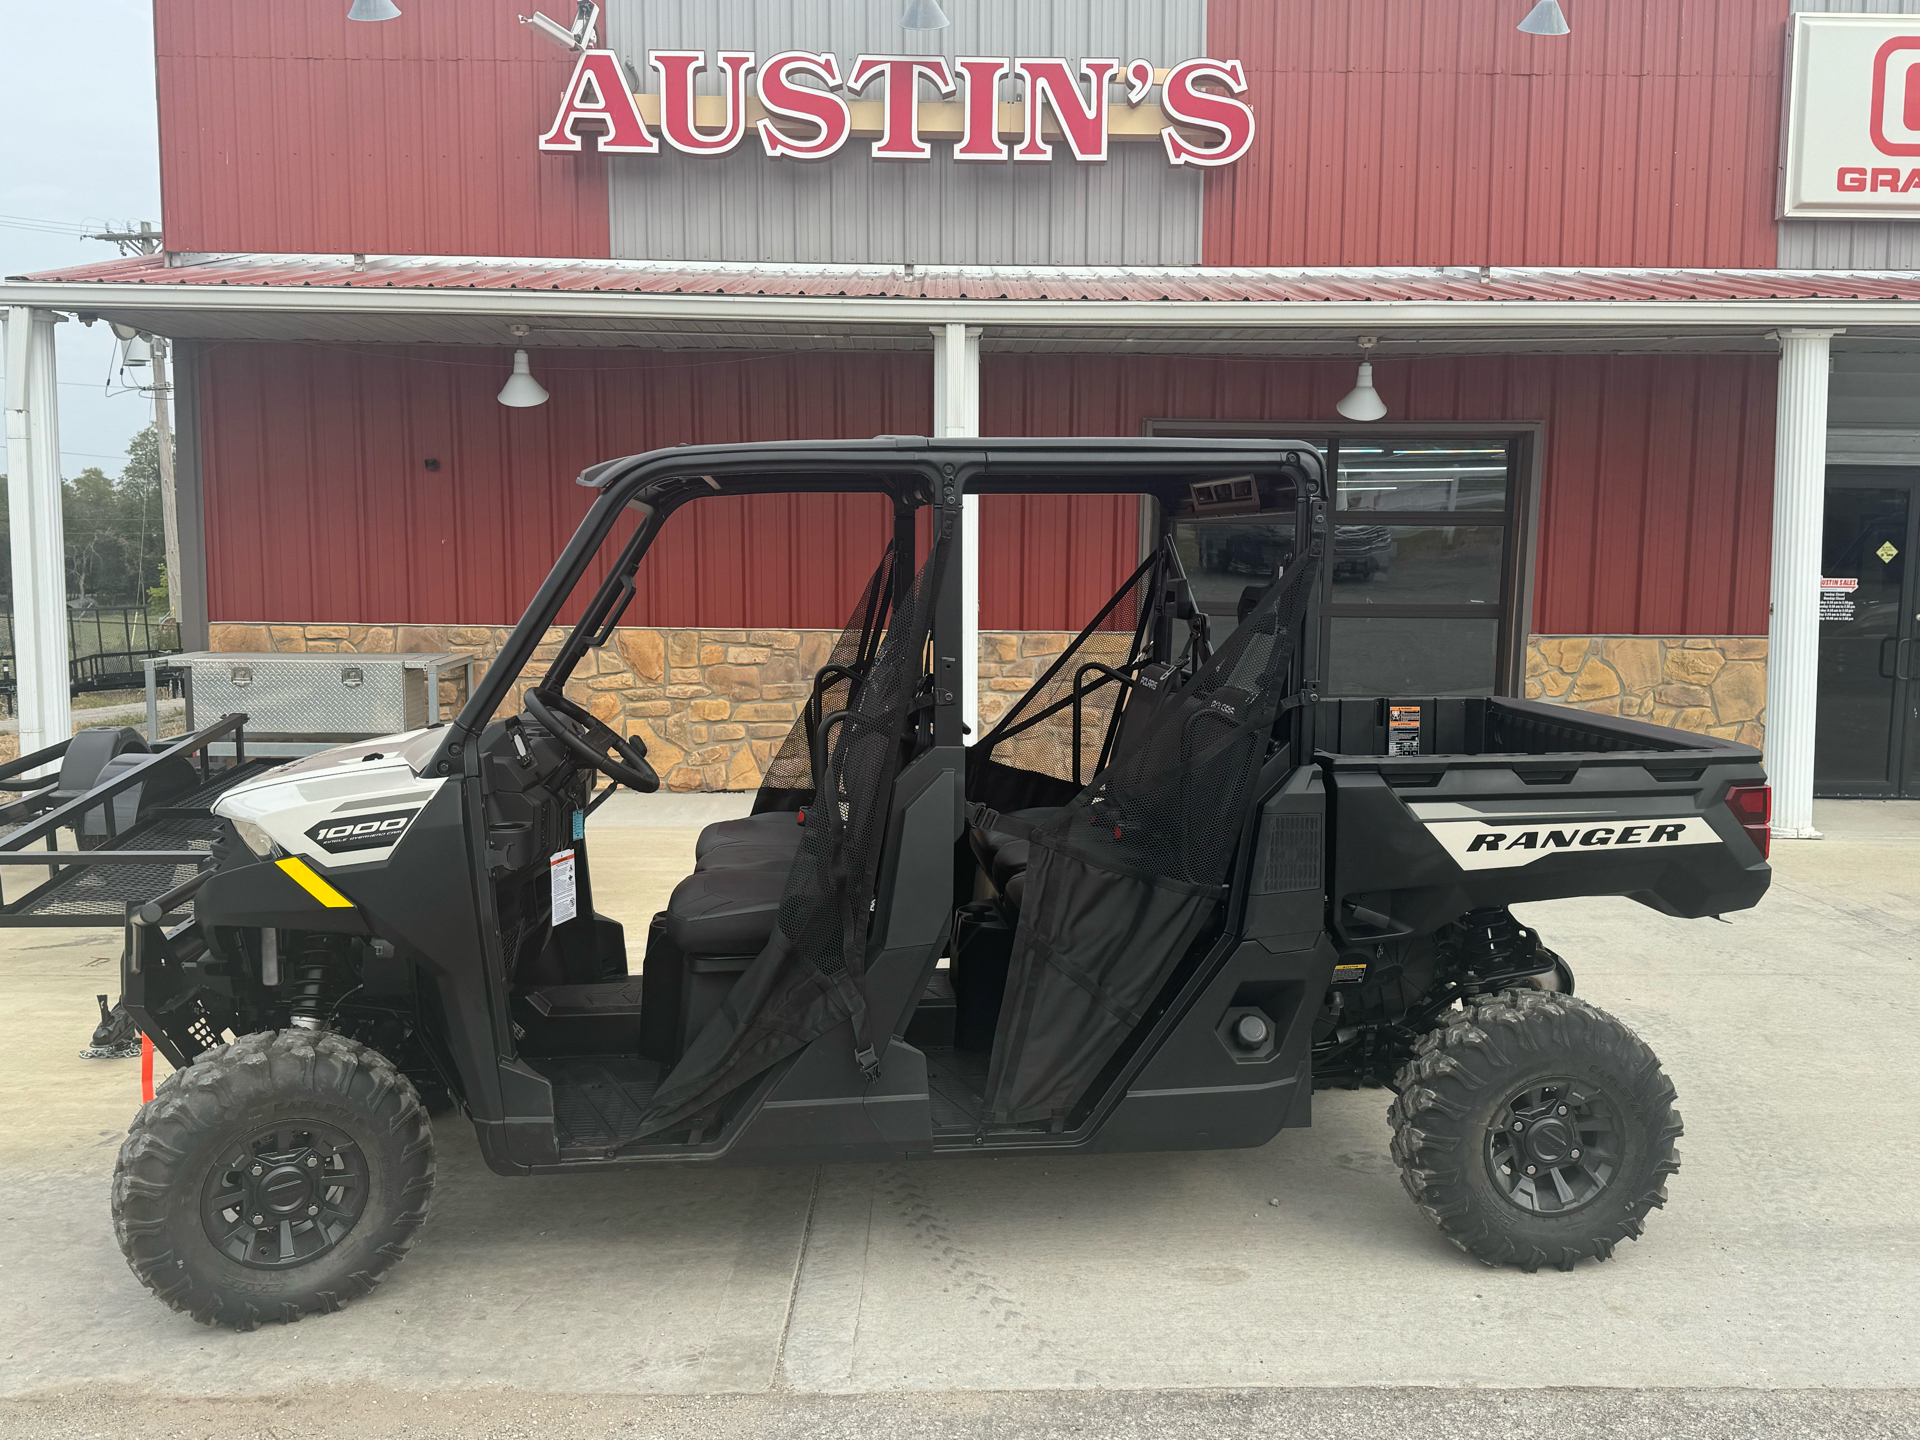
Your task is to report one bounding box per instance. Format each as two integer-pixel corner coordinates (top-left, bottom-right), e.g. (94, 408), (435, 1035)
(540, 49), (1255, 168)
(1780, 14), (1920, 219)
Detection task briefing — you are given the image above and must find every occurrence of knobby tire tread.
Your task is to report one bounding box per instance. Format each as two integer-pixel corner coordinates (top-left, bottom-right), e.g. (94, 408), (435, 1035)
(1386, 989), (1682, 1273)
(111, 1029), (435, 1330)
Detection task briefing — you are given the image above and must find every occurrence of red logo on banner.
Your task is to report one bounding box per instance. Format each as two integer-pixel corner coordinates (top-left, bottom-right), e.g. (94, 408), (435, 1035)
(1870, 35), (1920, 157)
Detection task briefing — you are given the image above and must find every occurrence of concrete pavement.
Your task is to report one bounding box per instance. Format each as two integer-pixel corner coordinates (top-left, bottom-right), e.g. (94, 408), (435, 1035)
(0, 799), (1912, 1437)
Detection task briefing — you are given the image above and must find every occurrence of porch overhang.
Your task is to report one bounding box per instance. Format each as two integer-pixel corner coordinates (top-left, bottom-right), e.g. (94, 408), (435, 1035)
(1, 255), (1913, 355)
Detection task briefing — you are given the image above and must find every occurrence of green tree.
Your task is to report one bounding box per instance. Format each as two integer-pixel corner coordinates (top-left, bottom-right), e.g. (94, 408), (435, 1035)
(0, 422), (170, 609)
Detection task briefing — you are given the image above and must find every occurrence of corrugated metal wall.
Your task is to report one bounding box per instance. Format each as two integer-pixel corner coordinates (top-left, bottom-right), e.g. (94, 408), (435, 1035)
(602, 0), (1204, 265)
(1778, 222), (1920, 270)
(981, 353), (1778, 637)
(155, 0), (611, 258)
(153, 0), (1872, 272)
(199, 345), (924, 627)
(202, 345), (1780, 638)
(1202, 0), (1790, 268)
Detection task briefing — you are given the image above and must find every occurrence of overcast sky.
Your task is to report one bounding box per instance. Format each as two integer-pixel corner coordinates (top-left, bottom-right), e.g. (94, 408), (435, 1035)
(0, 1), (164, 480)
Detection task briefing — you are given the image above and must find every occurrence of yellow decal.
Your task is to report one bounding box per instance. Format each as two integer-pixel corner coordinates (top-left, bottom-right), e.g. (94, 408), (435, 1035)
(276, 857), (355, 910)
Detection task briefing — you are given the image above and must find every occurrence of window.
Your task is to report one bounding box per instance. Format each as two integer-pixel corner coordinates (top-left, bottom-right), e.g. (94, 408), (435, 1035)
(1324, 440), (1519, 697)
(1160, 430), (1527, 698)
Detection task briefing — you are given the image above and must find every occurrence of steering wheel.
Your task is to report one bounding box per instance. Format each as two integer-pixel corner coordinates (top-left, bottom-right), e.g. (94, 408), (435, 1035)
(521, 688), (660, 794)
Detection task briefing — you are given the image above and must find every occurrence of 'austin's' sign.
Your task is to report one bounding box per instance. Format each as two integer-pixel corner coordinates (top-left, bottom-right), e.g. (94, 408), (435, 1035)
(540, 50), (1255, 167)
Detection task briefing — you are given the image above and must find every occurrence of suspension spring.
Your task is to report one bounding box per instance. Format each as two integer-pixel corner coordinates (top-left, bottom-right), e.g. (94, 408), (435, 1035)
(1457, 906), (1527, 971)
(287, 948), (355, 1031)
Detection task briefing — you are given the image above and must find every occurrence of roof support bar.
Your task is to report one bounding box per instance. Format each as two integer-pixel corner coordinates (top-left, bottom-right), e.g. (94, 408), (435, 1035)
(2, 308), (71, 765)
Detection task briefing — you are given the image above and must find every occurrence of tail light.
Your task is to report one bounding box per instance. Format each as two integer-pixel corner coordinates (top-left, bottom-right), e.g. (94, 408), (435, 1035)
(1725, 784), (1770, 860)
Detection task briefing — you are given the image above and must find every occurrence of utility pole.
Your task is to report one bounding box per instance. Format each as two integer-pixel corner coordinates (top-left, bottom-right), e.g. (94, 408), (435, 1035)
(87, 222), (180, 623)
(149, 337), (180, 624)
(83, 221), (162, 258)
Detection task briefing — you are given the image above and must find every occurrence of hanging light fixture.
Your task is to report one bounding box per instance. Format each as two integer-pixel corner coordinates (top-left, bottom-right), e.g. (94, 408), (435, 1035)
(901, 0), (950, 31)
(1517, 1), (1570, 36)
(497, 350), (550, 408)
(349, 0), (402, 19)
(119, 334), (153, 371)
(1336, 338), (1387, 422)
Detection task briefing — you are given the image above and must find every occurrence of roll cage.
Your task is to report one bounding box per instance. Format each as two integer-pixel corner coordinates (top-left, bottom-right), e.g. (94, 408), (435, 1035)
(423, 436), (1329, 783)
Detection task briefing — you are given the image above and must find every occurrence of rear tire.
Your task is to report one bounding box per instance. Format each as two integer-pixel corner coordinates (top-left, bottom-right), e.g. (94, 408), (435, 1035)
(112, 1030), (435, 1328)
(1387, 990), (1680, 1272)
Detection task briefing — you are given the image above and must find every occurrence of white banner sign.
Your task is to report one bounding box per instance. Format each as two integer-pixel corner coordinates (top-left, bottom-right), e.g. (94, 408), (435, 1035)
(1781, 14), (1920, 219)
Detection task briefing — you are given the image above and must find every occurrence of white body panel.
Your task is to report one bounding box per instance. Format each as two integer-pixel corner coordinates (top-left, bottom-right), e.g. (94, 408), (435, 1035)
(214, 728), (449, 869)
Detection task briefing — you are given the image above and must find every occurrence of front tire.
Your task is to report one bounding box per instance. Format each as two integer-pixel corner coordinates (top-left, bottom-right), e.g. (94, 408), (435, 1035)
(1388, 990), (1680, 1272)
(112, 1030), (435, 1328)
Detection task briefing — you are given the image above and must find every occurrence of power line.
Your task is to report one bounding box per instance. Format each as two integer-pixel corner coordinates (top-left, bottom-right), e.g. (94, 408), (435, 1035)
(0, 213), (93, 237)
(0, 370), (168, 396)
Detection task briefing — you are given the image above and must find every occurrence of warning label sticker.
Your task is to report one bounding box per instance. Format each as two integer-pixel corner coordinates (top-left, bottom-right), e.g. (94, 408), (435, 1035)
(1388, 704), (1422, 757)
(550, 849), (577, 926)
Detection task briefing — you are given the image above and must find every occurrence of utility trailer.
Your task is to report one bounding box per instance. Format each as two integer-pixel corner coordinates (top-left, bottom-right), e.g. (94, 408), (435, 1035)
(107, 439), (1771, 1329)
(0, 714), (273, 928)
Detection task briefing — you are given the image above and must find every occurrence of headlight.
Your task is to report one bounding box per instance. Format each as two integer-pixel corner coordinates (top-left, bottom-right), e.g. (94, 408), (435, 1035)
(232, 819), (278, 858)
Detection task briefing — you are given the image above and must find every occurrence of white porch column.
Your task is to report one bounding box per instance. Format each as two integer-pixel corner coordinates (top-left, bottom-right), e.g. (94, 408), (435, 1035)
(3, 308), (71, 763)
(932, 323), (982, 740)
(1765, 327), (1841, 839)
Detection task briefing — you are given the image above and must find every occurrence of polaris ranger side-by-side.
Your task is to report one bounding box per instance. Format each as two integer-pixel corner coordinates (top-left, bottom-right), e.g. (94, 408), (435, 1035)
(111, 439), (1772, 1327)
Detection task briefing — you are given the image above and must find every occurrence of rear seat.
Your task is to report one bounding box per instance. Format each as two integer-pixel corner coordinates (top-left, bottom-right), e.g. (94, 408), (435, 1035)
(974, 662), (1187, 914)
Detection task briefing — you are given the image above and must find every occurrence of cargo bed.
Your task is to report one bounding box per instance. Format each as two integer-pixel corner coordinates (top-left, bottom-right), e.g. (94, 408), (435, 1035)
(1308, 696), (1772, 940)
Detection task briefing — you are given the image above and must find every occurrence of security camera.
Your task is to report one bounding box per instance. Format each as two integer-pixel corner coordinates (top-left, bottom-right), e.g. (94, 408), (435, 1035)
(520, 1), (598, 52)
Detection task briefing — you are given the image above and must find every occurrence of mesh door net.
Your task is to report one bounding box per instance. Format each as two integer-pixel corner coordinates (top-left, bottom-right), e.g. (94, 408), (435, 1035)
(753, 542), (898, 814)
(982, 548), (1319, 1125)
(641, 524), (951, 1135)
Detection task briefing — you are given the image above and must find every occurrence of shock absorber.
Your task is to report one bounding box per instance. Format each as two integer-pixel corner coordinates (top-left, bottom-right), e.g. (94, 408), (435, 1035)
(1458, 906), (1525, 971)
(287, 944), (356, 1031)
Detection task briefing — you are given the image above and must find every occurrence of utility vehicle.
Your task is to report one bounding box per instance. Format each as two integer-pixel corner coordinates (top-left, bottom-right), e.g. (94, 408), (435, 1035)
(111, 438), (1772, 1328)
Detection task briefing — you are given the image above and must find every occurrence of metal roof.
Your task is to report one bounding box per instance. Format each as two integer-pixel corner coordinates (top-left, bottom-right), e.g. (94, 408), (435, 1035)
(5, 255), (1912, 356)
(13, 253), (1916, 304)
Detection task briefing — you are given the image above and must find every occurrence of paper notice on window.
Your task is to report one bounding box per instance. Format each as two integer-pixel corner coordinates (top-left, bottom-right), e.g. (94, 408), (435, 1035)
(1821, 577), (1858, 622)
(550, 849), (577, 926)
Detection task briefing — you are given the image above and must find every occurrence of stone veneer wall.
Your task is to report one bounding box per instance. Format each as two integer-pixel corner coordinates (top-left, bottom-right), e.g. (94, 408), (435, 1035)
(1524, 636), (1767, 748)
(213, 623), (1091, 792)
(208, 624), (1769, 789)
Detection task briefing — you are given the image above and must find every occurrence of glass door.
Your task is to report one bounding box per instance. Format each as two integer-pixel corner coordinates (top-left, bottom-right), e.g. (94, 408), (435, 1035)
(1814, 468), (1919, 800)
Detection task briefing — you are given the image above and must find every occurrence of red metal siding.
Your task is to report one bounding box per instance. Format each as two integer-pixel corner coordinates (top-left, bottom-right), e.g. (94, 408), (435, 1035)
(200, 345), (1775, 638)
(1204, 0), (1788, 269)
(981, 353), (1777, 637)
(155, 1), (610, 258)
(199, 346), (928, 628)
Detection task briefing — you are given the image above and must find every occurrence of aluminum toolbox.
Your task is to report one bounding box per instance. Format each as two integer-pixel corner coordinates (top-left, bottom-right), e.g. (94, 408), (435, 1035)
(145, 651), (478, 755)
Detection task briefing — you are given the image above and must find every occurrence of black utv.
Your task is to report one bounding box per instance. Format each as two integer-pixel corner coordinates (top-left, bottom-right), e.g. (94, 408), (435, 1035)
(112, 439), (1772, 1328)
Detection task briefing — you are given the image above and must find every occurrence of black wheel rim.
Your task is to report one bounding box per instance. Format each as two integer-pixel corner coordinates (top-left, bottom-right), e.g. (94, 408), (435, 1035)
(201, 1120), (370, 1269)
(1484, 1077), (1620, 1216)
